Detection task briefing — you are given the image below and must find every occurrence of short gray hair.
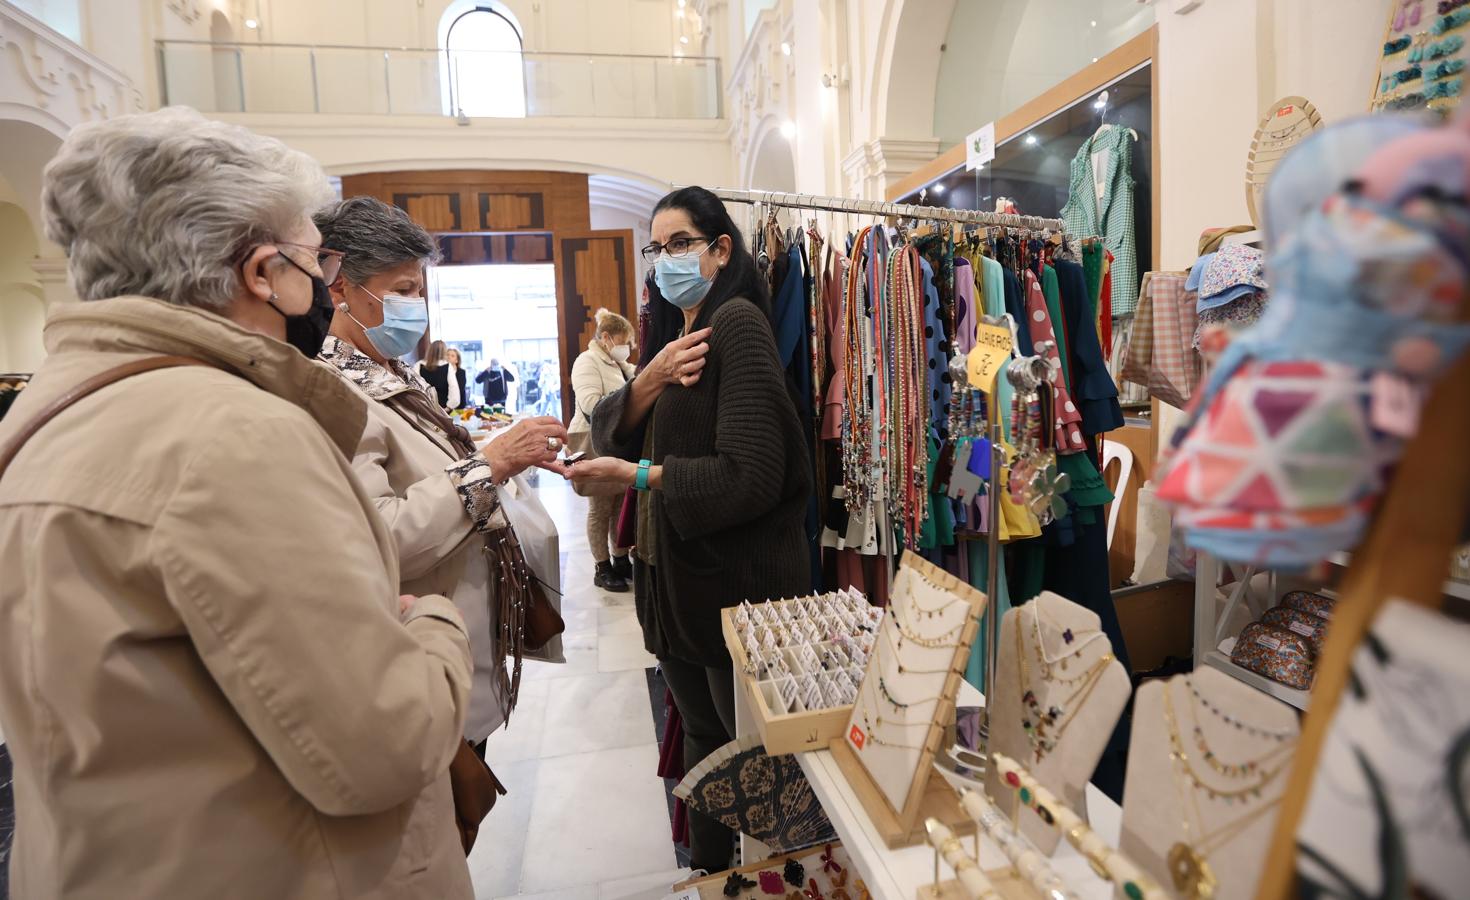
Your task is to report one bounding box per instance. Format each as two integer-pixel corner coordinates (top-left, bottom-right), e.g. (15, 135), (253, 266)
(314, 196), (441, 284)
(42, 106), (334, 310)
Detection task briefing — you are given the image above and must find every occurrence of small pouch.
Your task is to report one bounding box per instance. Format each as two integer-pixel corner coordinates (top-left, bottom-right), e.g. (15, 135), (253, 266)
(735, 602), (752, 630)
(849, 642), (869, 669)
(1231, 623), (1314, 690)
(1282, 590), (1336, 621)
(762, 627), (780, 654)
(1262, 605), (1330, 655)
(834, 670), (858, 705)
(749, 603), (769, 627)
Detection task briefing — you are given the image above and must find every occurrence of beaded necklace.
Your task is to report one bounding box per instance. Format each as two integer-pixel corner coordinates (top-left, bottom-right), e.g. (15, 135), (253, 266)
(841, 228), (875, 513)
(1186, 676), (1296, 742)
(1016, 613), (1115, 763)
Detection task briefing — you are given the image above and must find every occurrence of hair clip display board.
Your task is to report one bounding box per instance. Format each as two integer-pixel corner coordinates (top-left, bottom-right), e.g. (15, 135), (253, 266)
(984, 594), (1131, 855)
(832, 551), (987, 848)
(1371, 0), (1470, 114)
(1119, 669), (1299, 900)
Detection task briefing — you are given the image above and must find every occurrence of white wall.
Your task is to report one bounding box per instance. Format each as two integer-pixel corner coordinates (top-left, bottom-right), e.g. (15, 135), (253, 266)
(1155, 0), (1384, 268)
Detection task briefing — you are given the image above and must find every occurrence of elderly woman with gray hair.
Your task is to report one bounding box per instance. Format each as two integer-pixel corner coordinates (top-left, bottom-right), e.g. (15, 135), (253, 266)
(0, 108), (476, 898)
(313, 195), (569, 752)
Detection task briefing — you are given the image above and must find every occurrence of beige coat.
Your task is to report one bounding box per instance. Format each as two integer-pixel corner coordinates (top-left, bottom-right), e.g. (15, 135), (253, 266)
(568, 340), (634, 435)
(0, 297), (475, 900)
(318, 336), (509, 739)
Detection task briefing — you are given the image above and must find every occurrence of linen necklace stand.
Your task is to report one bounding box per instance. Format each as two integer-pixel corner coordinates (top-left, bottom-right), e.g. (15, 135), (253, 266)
(985, 593), (1131, 855)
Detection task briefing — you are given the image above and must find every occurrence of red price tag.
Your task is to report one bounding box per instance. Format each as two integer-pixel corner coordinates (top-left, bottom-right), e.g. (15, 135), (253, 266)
(849, 725), (866, 750)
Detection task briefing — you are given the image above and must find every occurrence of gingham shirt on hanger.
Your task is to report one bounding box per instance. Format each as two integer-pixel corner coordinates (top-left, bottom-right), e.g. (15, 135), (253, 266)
(1061, 125), (1140, 317)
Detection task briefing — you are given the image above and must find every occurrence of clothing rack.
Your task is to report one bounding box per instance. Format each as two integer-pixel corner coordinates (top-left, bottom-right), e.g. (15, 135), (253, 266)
(693, 187), (1066, 233)
(692, 185), (1032, 738)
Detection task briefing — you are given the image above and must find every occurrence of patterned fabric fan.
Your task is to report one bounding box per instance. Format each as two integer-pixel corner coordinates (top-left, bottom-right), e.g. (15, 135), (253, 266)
(672, 733), (836, 853)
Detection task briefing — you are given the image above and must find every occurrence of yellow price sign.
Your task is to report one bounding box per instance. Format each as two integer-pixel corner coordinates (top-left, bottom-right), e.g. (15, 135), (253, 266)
(967, 322), (1013, 392)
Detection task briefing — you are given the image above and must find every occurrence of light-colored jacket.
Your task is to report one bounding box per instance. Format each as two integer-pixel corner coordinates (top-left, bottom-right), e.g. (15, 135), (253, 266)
(568, 340), (634, 435)
(318, 335), (510, 739)
(0, 297), (475, 900)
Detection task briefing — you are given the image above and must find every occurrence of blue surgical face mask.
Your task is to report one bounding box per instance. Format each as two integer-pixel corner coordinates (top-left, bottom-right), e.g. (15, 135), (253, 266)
(341, 286), (429, 359)
(654, 242), (716, 310)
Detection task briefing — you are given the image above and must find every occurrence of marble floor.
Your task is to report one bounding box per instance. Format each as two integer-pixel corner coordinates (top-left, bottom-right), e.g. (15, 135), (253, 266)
(0, 477), (685, 900)
(469, 474), (687, 900)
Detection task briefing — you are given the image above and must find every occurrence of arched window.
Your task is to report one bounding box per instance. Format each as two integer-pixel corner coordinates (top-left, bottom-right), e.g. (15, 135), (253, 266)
(442, 5), (526, 118)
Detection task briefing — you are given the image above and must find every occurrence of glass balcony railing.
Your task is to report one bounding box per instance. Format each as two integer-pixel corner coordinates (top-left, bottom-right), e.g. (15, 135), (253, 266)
(156, 41), (722, 119)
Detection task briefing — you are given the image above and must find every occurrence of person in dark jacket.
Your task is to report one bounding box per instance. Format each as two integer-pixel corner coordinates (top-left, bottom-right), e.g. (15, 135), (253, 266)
(474, 358), (515, 407)
(571, 186), (811, 873)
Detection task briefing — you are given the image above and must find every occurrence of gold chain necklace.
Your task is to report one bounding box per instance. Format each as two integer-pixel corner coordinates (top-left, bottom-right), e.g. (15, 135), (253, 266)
(879, 621), (959, 676)
(1163, 683), (1294, 801)
(1029, 609), (1114, 686)
(1016, 620), (1114, 762)
(890, 603), (964, 649)
(1030, 603), (1108, 672)
(1161, 683), (1291, 899)
(858, 679), (931, 750)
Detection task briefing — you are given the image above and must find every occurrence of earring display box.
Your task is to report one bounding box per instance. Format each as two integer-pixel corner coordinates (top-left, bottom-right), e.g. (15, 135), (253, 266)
(722, 589), (883, 756)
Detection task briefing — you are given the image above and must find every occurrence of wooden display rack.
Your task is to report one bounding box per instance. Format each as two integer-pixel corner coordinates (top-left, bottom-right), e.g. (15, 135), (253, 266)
(721, 605), (854, 755)
(834, 552), (987, 849)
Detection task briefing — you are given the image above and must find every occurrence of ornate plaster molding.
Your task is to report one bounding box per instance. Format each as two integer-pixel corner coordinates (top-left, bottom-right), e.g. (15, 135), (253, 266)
(0, 4), (141, 134)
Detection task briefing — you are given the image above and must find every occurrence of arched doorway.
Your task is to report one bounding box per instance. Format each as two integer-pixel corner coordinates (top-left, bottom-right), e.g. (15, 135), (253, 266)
(0, 200), (46, 375)
(210, 10), (243, 113)
(0, 119), (65, 375)
(745, 123), (797, 193)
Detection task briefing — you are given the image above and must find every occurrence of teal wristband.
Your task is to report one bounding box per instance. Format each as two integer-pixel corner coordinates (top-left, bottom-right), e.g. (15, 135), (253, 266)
(634, 459), (652, 492)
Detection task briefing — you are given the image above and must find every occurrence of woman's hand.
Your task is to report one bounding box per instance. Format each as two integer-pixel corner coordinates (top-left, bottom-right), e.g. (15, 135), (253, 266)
(644, 327), (713, 389)
(479, 415), (569, 482)
(567, 456), (636, 490)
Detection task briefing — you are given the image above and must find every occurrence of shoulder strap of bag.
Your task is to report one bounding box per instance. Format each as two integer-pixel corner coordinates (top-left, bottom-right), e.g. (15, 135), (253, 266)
(0, 356), (216, 481)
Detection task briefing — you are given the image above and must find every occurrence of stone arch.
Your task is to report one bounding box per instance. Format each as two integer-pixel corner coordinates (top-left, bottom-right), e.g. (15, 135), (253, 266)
(743, 117), (797, 193)
(869, 0), (956, 141)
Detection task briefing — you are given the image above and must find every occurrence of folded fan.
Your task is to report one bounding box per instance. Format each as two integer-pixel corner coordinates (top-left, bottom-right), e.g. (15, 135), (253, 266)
(672, 732), (837, 853)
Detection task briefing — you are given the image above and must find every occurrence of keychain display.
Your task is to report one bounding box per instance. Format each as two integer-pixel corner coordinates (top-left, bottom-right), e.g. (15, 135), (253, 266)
(1007, 353), (1071, 525)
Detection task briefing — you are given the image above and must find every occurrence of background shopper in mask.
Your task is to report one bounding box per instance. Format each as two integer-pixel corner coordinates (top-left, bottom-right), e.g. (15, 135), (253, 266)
(572, 186), (811, 873)
(0, 108), (476, 899)
(568, 307), (637, 593)
(476, 356), (515, 407)
(316, 195), (568, 749)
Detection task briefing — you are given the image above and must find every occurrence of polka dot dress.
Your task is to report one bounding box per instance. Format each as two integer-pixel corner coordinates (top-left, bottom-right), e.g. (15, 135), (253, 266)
(1023, 269), (1086, 452)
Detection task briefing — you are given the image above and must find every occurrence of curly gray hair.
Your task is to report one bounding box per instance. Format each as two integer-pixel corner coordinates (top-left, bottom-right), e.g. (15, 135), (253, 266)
(314, 196), (441, 284)
(41, 106), (334, 310)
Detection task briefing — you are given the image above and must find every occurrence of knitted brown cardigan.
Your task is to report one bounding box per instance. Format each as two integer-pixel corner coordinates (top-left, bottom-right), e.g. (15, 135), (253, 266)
(591, 297), (812, 665)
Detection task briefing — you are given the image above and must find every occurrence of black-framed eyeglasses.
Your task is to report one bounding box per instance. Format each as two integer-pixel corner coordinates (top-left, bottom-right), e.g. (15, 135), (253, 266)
(275, 240), (345, 284)
(640, 236), (712, 264)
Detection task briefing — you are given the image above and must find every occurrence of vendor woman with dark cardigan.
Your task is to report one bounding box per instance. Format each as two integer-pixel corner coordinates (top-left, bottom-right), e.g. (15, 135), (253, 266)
(571, 186), (811, 871)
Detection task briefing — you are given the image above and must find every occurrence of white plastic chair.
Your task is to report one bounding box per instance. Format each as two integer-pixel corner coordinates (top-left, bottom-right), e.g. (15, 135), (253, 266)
(1101, 441), (1134, 551)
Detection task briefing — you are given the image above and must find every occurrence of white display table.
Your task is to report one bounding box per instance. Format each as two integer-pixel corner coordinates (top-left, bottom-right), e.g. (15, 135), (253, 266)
(735, 673), (1122, 900)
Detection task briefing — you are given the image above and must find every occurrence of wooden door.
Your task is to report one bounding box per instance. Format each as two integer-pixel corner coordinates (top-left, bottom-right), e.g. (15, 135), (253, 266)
(554, 229), (639, 424)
